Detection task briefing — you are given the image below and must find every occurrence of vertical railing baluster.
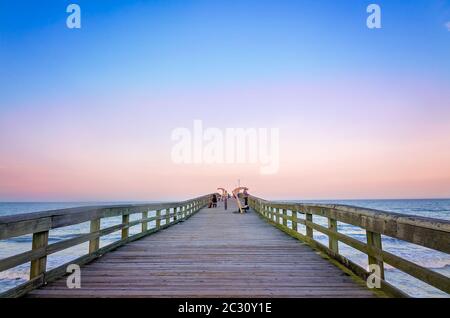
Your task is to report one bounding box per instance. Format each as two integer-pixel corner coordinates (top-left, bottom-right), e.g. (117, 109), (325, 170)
(156, 209), (161, 229)
(282, 209), (287, 227)
(142, 210), (148, 232)
(328, 214), (339, 254)
(276, 208), (280, 224)
(89, 218), (101, 254)
(291, 208), (298, 232)
(366, 230), (385, 279)
(30, 231), (49, 279)
(122, 212), (129, 240)
(166, 208), (170, 224)
(306, 208), (313, 239)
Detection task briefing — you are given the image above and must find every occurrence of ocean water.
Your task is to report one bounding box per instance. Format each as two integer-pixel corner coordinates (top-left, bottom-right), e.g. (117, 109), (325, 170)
(0, 199), (449, 297)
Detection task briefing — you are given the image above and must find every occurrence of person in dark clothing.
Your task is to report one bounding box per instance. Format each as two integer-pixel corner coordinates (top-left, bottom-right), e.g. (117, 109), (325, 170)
(243, 189), (249, 206)
(212, 194), (218, 208)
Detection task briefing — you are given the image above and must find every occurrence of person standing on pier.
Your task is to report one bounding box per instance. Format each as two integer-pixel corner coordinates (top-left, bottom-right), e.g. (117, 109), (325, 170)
(212, 194), (217, 208)
(243, 188), (249, 207)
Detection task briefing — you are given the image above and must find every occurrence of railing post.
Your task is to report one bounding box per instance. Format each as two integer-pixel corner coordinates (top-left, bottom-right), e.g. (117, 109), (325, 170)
(328, 215), (339, 253)
(166, 208), (170, 224)
(282, 209), (287, 227)
(30, 230), (49, 279)
(174, 207), (178, 221)
(156, 210), (161, 228)
(121, 213), (129, 240)
(291, 208), (298, 232)
(142, 211), (148, 232)
(276, 208), (280, 224)
(89, 218), (101, 254)
(366, 230), (385, 279)
(306, 208), (313, 239)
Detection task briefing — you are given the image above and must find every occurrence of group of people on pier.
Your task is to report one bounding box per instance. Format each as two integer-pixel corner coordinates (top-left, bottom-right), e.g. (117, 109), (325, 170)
(208, 187), (249, 213)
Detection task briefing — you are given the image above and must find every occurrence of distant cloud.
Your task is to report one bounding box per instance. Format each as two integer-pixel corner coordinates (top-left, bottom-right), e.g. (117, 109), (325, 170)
(446, 21), (450, 31)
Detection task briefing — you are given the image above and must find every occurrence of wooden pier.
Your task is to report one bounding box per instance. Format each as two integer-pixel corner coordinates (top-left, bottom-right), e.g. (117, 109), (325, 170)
(0, 193), (449, 298)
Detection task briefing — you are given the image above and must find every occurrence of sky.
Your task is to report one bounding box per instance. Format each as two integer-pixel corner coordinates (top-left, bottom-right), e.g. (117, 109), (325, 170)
(0, 0), (450, 201)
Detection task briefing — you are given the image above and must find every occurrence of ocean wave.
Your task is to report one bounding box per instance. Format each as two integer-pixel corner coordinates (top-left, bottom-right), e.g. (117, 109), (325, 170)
(0, 268), (29, 281)
(5, 237), (32, 243)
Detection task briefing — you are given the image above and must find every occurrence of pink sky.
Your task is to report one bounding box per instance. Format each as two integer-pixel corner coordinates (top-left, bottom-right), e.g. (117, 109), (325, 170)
(1, 76), (450, 201)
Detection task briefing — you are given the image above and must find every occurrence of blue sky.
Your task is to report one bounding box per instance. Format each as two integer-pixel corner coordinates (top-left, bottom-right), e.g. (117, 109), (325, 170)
(1, 0), (449, 106)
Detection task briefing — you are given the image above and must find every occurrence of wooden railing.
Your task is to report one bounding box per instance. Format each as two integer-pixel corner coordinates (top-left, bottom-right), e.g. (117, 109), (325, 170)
(248, 195), (450, 297)
(0, 194), (211, 298)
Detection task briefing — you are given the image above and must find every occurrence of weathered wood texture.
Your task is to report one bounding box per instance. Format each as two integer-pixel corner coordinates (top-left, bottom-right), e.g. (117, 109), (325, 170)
(27, 201), (375, 298)
(248, 196), (450, 296)
(0, 195), (210, 297)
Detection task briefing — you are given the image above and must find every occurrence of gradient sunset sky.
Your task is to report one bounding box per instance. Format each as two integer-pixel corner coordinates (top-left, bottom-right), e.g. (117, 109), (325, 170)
(1, 0), (450, 201)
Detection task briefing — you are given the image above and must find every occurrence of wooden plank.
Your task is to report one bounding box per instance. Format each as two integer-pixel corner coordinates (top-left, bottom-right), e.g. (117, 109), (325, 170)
(0, 248), (45, 272)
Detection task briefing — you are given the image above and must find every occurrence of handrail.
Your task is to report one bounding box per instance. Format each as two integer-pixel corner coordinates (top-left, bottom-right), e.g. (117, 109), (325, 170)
(0, 194), (212, 298)
(248, 195), (450, 297)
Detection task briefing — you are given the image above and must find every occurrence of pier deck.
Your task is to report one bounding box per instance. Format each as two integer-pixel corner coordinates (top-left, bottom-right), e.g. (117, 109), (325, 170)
(27, 201), (375, 298)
